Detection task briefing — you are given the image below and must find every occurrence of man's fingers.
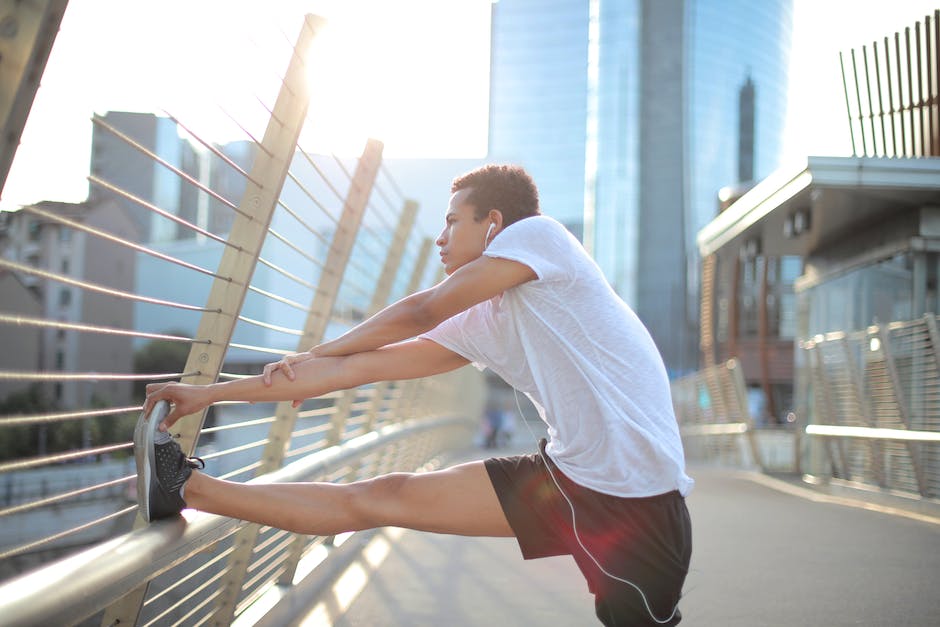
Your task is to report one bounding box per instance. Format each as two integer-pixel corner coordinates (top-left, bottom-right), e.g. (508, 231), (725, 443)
(283, 359), (295, 381)
(292, 399), (302, 408)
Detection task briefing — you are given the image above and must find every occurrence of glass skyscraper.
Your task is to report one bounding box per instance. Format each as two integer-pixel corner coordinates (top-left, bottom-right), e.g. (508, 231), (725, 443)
(487, 0), (792, 376)
(488, 0), (590, 236)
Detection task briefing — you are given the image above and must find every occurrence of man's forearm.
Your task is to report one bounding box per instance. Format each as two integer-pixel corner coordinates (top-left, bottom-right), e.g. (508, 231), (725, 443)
(314, 290), (438, 357)
(208, 354), (356, 404)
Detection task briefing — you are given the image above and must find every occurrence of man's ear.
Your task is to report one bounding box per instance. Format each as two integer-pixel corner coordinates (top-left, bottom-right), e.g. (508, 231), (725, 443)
(487, 209), (504, 232)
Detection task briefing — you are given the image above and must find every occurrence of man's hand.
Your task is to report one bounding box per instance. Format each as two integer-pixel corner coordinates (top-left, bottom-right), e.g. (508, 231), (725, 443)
(262, 351), (317, 386)
(143, 382), (214, 431)
(261, 351), (320, 408)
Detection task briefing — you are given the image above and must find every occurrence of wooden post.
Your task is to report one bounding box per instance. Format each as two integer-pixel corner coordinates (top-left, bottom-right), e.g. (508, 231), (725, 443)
(362, 200), (419, 432)
(100, 15), (324, 627)
(392, 237), (435, 422)
(211, 139), (384, 625)
(0, 0), (68, 194)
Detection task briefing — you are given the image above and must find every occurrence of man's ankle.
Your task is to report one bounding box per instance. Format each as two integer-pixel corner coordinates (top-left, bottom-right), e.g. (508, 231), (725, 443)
(182, 469), (203, 505)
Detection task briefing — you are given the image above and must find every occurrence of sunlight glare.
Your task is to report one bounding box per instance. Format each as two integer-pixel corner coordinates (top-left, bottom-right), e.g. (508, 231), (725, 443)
(301, 1), (491, 157)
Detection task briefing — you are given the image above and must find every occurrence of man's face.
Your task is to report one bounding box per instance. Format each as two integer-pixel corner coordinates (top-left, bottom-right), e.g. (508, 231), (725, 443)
(436, 188), (489, 275)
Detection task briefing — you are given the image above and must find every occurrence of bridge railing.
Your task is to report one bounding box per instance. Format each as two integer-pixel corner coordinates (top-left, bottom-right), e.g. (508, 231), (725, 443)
(673, 315), (940, 502)
(0, 14), (481, 626)
(671, 358), (771, 472)
(801, 314), (940, 499)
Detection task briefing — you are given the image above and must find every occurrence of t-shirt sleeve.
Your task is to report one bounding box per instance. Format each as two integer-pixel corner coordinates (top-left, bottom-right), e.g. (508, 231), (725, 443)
(482, 216), (571, 283)
(419, 309), (488, 371)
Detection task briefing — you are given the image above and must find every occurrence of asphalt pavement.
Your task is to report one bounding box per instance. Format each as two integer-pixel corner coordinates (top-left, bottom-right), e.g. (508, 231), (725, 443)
(290, 437), (940, 627)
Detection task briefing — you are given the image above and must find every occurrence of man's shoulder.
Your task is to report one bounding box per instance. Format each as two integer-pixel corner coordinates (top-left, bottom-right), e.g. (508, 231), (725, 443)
(499, 215), (578, 250)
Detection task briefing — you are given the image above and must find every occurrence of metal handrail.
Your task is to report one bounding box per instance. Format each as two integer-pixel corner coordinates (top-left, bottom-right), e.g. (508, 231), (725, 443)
(805, 425), (940, 442)
(0, 414), (470, 627)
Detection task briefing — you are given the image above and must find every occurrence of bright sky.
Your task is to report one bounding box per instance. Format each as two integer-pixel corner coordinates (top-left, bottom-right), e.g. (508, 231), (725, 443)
(1, 0), (937, 212)
(1, 0), (492, 212)
(783, 0), (939, 161)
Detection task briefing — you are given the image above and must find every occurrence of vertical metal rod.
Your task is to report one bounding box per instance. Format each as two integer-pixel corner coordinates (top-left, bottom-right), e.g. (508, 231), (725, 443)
(873, 41), (888, 155)
(916, 21), (926, 156)
(884, 36), (898, 157)
(906, 27), (917, 156)
(896, 32), (908, 156)
(924, 15), (940, 157)
(851, 49), (869, 155)
(863, 45), (879, 155)
(839, 51), (859, 156)
(925, 15), (935, 155)
(934, 10), (940, 155)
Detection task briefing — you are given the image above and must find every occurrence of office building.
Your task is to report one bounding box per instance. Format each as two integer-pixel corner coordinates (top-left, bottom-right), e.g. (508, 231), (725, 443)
(488, 0), (793, 376)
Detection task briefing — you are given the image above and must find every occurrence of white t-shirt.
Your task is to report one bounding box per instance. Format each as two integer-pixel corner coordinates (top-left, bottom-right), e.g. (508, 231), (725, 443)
(422, 215), (693, 498)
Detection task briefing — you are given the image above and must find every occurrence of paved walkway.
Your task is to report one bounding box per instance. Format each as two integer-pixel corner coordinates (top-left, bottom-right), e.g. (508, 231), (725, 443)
(291, 439), (940, 626)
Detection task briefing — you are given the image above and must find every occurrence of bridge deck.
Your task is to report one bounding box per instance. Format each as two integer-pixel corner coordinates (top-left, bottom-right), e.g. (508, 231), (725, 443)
(282, 440), (940, 627)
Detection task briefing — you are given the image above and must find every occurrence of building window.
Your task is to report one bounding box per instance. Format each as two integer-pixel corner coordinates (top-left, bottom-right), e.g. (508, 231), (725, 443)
(28, 220), (41, 241)
(59, 288), (72, 307)
(738, 256), (763, 337)
(56, 350), (65, 370)
(61, 259), (70, 275)
(59, 228), (72, 243)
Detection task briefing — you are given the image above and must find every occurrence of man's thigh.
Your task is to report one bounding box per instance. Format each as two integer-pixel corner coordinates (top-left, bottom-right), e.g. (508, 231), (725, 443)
(364, 460), (515, 537)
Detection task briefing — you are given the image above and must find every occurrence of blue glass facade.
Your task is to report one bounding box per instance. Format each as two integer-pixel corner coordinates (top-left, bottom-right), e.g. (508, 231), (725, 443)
(686, 0), (792, 243)
(488, 0), (792, 374)
(488, 0), (590, 234)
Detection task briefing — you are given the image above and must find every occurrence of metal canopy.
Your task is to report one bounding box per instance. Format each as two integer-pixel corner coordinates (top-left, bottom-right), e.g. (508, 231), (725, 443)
(697, 156), (940, 258)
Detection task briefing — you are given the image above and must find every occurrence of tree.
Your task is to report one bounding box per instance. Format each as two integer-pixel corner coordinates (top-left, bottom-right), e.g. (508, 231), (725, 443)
(132, 331), (191, 400)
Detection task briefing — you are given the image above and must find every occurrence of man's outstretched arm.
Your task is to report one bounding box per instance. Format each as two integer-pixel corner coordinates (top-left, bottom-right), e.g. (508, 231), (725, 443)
(144, 339), (469, 429)
(312, 255), (536, 358)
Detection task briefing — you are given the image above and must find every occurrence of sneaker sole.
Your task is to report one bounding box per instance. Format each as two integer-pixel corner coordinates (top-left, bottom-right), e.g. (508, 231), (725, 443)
(134, 400), (169, 523)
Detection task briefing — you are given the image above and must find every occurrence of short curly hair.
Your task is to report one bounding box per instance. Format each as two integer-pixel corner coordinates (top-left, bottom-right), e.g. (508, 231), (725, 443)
(451, 164), (540, 227)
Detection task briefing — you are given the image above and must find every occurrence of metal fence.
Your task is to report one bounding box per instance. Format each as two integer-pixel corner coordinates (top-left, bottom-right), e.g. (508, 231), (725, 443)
(675, 315), (940, 502)
(0, 14), (481, 626)
(840, 9), (939, 158)
(670, 358), (767, 471)
(801, 314), (940, 499)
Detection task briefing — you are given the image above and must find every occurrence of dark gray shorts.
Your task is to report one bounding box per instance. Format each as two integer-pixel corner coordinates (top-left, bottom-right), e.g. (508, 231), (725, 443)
(484, 440), (692, 626)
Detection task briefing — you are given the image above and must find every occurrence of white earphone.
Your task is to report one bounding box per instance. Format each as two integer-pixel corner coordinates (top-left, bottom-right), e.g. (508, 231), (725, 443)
(484, 222), (496, 249)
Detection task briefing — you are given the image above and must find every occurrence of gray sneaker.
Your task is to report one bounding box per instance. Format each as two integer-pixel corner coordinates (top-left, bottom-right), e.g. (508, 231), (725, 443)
(134, 400), (205, 522)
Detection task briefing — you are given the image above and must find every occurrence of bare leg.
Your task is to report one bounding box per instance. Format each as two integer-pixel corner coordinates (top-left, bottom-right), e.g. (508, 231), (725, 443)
(184, 460), (514, 538)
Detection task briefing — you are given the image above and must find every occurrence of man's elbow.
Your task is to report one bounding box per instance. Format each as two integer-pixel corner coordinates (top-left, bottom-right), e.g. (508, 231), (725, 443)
(407, 291), (446, 332)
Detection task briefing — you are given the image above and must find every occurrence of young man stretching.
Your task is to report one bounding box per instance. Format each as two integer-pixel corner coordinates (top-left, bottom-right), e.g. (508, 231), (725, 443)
(139, 164), (693, 626)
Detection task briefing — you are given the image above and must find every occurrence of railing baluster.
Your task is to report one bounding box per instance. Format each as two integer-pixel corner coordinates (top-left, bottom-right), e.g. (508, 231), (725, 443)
(98, 14), (322, 627)
(210, 138), (383, 625)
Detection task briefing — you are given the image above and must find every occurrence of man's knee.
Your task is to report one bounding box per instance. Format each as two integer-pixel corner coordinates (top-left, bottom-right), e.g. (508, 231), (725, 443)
(348, 472), (415, 528)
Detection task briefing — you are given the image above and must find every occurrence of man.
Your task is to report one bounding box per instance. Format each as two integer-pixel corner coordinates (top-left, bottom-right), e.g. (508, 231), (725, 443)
(140, 164), (693, 626)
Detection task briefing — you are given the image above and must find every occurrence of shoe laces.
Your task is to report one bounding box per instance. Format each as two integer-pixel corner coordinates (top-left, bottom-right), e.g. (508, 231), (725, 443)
(169, 433), (205, 470)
